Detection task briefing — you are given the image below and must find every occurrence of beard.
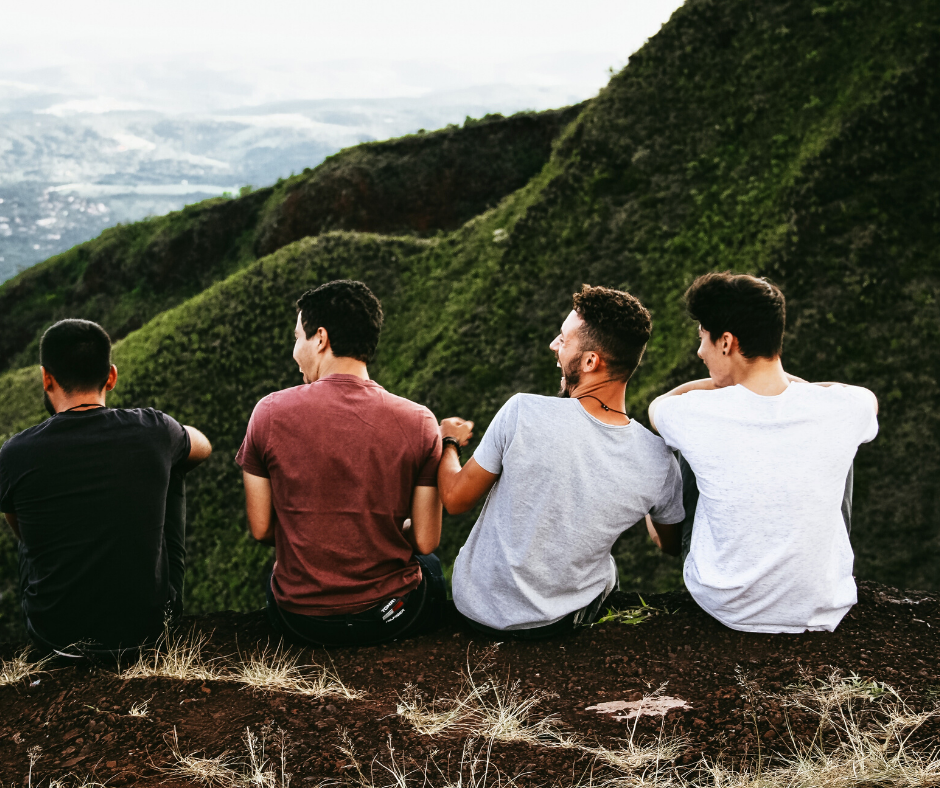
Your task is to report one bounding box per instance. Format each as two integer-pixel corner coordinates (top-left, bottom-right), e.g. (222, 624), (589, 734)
(43, 391), (56, 416)
(557, 352), (584, 398)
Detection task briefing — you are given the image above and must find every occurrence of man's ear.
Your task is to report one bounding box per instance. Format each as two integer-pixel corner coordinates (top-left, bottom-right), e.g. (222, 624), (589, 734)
(720, 332), (737, 356)
(582, 351), (602, 373)
(315, 327), (331, 354)
(104, 365), (118, 392)
(41, 366), (56, 393)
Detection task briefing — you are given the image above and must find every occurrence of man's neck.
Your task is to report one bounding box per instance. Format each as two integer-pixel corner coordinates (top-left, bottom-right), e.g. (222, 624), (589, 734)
(54, 390), (107, 413)
(730, 355), (789, 396)
(570, 376), (629, 425)
(316, 356), (370, 381)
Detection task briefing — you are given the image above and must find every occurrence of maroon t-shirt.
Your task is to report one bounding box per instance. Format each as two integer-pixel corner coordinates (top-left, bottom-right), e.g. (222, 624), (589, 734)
(235, 374), (442, 615)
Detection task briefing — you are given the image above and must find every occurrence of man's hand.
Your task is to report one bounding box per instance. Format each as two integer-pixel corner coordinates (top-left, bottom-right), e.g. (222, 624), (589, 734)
(440, 417), (474, 445)
(645, 515), (681, 557)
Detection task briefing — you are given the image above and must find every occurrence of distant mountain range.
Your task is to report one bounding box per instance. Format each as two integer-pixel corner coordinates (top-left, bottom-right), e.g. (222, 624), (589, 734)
(0, 83), (590, 282)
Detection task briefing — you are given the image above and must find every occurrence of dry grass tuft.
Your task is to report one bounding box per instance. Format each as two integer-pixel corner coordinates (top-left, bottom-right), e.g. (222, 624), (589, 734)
(339, 730), (523, 788)
(119, 625), (226, 682)
(128, 698), (151, 717)
(165, 725), (293, 788)
(233, 642), (360, 700)
(397, 650), (566, 745)
(0, 648), (52, 687)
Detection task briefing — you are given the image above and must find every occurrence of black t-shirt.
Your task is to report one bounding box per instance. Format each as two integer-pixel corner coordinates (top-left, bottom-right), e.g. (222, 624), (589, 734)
(0, 407), (190, 649)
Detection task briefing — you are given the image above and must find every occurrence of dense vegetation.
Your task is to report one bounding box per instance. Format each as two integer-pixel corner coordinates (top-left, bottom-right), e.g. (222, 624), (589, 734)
(1, 0), (937, 640)
(0, 108), (579, 376)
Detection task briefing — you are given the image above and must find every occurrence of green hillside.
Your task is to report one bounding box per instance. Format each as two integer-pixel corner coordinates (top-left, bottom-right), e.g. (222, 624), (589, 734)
(0, 107), (580, 377)
(1, 0), (938, 641)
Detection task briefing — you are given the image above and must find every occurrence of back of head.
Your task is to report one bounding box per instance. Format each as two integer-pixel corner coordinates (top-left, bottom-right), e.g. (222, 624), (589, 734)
(40, 319), (112, 393)
(572, 284), (652, 382)
(685, 272), (786, 359)
(296, 280), (384, 363)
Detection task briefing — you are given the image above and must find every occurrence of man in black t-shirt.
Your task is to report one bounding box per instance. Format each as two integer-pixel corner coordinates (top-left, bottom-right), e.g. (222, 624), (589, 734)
(0, 319), (212, 656)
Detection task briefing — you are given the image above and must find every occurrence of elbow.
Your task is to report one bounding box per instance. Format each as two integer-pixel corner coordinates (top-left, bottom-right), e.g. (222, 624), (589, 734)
(442, 496), (472, 516)
(414, 534), (441, 555)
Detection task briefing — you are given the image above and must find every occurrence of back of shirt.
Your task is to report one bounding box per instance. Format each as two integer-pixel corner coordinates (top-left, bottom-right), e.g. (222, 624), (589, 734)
(235, 374), (442, 615)
(0, 408), (191, 649)
(452, 394), (685, 630)
(654, 383), (878, 633)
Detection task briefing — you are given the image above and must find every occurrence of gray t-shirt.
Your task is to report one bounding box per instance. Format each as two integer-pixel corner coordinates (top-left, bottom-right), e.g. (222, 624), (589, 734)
(452, 394), (684, 630)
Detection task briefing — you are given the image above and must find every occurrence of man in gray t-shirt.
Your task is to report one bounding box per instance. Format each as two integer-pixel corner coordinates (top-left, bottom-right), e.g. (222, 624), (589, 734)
(438, 285), (685, 637)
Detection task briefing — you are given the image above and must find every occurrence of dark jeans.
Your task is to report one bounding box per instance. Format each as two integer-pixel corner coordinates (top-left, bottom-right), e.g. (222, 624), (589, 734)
(678, 453), (855, 562)
(461, 586), (613, 641)
(266, 553), (447, 648)
(22, 470), (187, 662)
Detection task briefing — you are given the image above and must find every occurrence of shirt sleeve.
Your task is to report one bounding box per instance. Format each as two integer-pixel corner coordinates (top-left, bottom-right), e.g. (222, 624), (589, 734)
(160, 412), (192, 469)
(235, 397), (272, 478)
(844, 385), (879, 445)
(415, 410), (443, 487)
(649, 452), (686, 524)
(472, 395), (520, 476)
(652, 395), (687, 453)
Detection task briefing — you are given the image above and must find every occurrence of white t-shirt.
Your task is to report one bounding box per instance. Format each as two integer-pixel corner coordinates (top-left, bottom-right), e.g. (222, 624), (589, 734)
(654, 382), (878, 634)
(452, 394), (685, 630)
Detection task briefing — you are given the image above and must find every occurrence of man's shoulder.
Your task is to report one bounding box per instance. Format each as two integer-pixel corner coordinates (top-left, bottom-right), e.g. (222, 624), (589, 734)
(377, 387), (435, 421)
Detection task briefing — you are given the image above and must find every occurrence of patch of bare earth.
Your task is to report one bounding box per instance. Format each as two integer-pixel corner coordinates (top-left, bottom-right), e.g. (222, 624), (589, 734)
(0, 581), (937, 787)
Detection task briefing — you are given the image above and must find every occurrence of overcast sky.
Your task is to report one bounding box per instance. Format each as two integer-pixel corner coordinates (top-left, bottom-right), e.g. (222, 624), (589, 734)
(1, 0), (686, 110)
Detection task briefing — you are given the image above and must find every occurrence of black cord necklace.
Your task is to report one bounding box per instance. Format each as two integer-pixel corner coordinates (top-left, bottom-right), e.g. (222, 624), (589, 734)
(575, 394), (628, 416)
(62, 403), (105, 413)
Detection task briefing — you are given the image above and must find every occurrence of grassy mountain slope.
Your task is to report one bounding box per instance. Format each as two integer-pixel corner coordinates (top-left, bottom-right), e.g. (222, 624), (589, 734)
(0, 108), (580, 377)
(1, 0), (938, 640)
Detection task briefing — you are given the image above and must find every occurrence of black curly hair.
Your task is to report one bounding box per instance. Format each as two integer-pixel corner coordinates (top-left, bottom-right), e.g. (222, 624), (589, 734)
(296, 280), (384, 363)
(571, 284), (652, 382)
(685, 272), (785, 359)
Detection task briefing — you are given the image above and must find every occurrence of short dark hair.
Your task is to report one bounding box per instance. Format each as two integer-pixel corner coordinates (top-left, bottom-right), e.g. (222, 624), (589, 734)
(572, 284), (652, 382)
(684, 272), (786, 359)
(40, 319), (112, 393)
(296, 280), (384, 363)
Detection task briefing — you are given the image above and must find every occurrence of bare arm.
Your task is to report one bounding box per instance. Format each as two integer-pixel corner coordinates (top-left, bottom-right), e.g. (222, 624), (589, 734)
(182, 426), (213, 471)
(437, 417), (500, 515)
(438, 456), (500, 515)
(242, 470), (276, 545)
(403, 486), (443, 555)
(648, 378), (716, 433)
(2, 512), (19, 541)
(645, 515), (681, 557)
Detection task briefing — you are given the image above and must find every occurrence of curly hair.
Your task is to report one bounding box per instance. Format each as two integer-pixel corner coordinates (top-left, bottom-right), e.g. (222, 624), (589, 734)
(571, 284), (652, 382)
(684, 272), (785, 359)
(296, 280), (384, 363)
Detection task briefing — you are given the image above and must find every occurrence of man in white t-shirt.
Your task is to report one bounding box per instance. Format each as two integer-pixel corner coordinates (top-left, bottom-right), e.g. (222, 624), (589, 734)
(649, 272), (879, 634)
(437, 285), (685, 639)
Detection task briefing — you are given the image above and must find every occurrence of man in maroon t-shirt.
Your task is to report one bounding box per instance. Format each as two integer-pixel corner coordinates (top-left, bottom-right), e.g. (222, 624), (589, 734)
(236, 280), (454, 647)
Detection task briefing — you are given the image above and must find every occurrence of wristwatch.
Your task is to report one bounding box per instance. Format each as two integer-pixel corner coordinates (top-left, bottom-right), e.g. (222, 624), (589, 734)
(442, 436), (462, 459)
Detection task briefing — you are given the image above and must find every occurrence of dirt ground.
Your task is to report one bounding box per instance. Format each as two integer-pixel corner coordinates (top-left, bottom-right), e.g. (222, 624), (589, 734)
(1, 580), (938, 787)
